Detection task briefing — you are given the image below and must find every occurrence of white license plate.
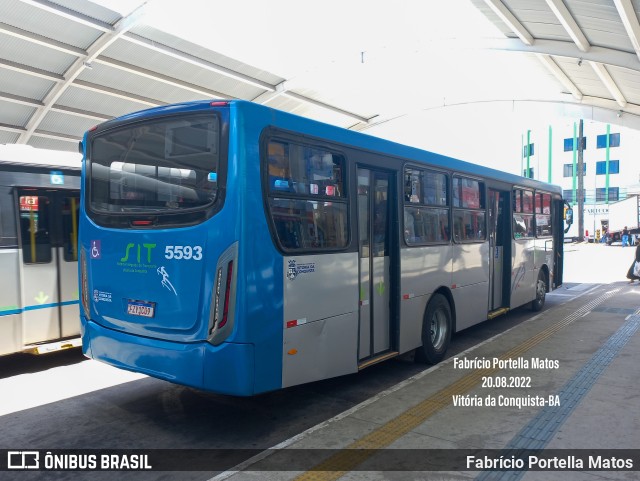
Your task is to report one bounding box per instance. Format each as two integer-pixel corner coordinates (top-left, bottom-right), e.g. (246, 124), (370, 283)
(127, 300), (155, 318)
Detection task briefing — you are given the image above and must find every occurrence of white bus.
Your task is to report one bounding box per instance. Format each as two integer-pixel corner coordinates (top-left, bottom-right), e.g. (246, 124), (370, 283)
(0, 145), (82, 356)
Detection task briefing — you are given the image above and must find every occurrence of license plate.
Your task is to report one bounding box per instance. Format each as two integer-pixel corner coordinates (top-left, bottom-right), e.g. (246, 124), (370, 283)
(127, 300), (155, 318)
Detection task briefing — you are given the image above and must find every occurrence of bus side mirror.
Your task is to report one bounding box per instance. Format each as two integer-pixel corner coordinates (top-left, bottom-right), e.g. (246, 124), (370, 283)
(565, 208), (573, 225)
(563, 206), (573, 235)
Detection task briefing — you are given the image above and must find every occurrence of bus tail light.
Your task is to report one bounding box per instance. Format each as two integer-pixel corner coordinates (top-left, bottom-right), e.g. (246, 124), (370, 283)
(219, 260), (234, 329)
(80, 248), (91, 320)
(208, 242), (238, 345)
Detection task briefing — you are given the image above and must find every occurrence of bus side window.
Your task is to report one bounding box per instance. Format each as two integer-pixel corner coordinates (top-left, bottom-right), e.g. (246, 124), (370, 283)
(513, 188), (534, 239)
(0, 187), (17, 248)
(268, 142), (292, 191)
(271, 200), (302, 249)
(404, 209), (416, 242)
(20, 195), (52, 264)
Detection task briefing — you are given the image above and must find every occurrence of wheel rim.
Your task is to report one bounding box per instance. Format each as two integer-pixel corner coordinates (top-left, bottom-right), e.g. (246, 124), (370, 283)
(536, 278), (546, 302)
(430, 308), (447, 350)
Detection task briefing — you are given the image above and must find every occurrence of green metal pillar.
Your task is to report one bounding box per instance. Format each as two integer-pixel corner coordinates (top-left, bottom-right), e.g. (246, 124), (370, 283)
(605, 124), (610, 203)
(572, 122), (577, 205)
(548, 125), (552, 183)
(526, 129), (531, 178)
(521, 133), (524, 176)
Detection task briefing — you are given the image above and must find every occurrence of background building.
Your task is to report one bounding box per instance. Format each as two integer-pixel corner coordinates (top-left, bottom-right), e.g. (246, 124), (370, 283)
(522, 120), (640, 240)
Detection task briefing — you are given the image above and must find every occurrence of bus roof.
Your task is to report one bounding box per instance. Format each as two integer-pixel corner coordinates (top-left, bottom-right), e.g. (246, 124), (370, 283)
(0, 144), (81, 170)
(89, 99), (561, 195)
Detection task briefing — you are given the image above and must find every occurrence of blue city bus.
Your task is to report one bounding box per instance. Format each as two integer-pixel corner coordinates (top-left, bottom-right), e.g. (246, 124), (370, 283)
(79, 100), (566, 396)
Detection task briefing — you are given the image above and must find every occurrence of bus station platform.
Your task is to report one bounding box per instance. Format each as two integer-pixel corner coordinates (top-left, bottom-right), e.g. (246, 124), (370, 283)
(212, 276), (640, 481)
(1, 243), (638, 481)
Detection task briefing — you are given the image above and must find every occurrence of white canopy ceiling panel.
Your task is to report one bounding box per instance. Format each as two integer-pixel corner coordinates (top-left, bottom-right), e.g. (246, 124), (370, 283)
(0, 0), (639, 156)
(127, 25), (284, 87)
(57, 85), (150, 119)
(263, 95), (353, 128)
(36, 110), (96, 138)
(101, 40), (266, 100)
(44, 0), (128, 24)
(554, 57), (609, 95)
(0, 100), (36, 127)
(608, 64), (640, 104)
(0, 32), (77, 76)
(0, 68), (56, 102)
(551, 1), (630, 52)
(28, 136), (79, 151)
(254, 94), (296, 113)
(76, 62), (201, 105)
(569, 6), (626, 32)
(511, 8), (571, 41)
(571, 0), (620, 20)
(0, 0), (103, 50)
(0, 132), (20, 144)
(471, 0), (523, 38)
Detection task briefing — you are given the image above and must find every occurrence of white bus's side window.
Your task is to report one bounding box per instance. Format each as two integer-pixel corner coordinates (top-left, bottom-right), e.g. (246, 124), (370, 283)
(513, 188), (534, 239)
(403, 168), (449, 245)
(452, 176), (485, 243)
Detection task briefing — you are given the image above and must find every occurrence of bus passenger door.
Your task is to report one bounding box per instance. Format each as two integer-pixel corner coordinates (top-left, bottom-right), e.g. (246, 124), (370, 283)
(17, 189), (80, 346)
(357, 168), (394, 364)
(488, 189), (510, 311)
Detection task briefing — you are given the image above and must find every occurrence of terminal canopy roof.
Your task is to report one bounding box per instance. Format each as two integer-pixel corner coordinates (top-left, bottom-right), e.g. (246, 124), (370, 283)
(1, 0), (639, 153)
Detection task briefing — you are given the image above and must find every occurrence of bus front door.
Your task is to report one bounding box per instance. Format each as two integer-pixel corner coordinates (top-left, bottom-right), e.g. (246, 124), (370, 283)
(357, 168), (394, 364)
(488, 189), (510, 311)
(17, 188), (80, 347)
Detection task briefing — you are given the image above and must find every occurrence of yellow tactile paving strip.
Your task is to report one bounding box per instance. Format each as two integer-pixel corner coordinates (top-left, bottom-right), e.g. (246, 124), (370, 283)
(293, 289), (619, 481)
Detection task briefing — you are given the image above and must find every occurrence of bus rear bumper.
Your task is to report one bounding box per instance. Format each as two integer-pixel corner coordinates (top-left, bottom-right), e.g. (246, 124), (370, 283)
(82, 318), (255, 396)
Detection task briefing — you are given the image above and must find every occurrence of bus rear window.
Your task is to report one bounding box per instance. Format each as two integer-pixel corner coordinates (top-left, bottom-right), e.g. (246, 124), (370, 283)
(89, 114), (220, 215)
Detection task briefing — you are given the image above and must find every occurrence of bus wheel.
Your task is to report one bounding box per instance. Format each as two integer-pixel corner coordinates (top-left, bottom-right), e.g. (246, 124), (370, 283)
(416, 293), (451, 364)
(531, 271), (547, 312)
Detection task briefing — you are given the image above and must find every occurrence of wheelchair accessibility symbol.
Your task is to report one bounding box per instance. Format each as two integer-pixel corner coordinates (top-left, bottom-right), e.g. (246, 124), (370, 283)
(91, 240), (101, 259)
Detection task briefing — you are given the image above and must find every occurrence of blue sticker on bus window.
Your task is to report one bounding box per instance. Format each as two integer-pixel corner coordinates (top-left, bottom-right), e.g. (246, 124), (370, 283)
(274, 179), (290, 189)
(50, 171), (64, 185)
(207, 172), (217, 182)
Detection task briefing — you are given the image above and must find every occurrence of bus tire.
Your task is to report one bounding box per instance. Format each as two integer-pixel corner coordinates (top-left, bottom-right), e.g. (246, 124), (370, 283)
(531, 270), (547, 312)
(416, 293), (451, 365)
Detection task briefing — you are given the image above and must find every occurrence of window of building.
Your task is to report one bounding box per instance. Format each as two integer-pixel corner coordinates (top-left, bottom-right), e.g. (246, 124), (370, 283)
(596, 187), (620, 202)
(452, 176), (485, 242)
(403, 168), (449, 245)
(523, 167), (534, 178)
(563, 163), (586, 177)
(563, 137), (586, 152)
(596, 133), (620, 148)
(595, 160), (619, 175)
(563, 189), (573, 203)
(523, 143), (535, 157)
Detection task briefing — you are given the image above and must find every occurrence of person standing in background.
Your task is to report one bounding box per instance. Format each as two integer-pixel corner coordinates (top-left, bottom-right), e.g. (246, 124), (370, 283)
(626, 240), (640, 283)
(622, 226), (630, 247)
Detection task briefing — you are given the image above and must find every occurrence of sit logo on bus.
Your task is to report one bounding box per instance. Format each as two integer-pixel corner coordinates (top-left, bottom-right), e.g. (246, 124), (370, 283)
(119, 243), (204, 263)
